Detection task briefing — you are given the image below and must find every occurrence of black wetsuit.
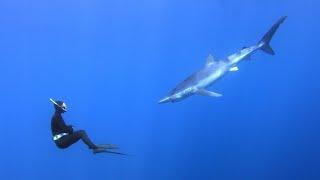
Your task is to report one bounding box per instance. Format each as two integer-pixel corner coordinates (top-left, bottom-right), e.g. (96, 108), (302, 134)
(51, 111), (97, 149)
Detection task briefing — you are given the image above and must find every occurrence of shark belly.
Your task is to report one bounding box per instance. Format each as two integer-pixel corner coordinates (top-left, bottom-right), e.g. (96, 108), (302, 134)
(228, 46), (259, 65)
(196, 65), (228, 89)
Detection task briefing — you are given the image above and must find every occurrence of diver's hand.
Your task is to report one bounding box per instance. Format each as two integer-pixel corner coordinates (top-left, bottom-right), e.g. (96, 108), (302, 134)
(67, 125), (74, 133)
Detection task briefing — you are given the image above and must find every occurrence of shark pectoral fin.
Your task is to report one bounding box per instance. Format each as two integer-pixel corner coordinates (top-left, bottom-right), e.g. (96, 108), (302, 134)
(229, 66), (239, 72)
(196, 89), (222, 97)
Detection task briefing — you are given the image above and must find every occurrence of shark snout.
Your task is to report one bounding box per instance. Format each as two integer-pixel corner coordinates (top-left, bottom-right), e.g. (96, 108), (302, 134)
(158, 96), (171, 104)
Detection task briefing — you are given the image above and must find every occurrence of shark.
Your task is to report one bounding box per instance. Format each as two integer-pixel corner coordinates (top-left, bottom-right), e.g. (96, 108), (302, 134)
(159, 16), (287, 104)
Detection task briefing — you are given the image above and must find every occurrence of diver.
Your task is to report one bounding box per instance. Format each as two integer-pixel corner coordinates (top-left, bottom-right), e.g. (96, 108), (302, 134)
(50, 98), (122, 154)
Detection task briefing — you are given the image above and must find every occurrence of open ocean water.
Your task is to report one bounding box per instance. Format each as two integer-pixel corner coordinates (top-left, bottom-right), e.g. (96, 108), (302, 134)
(0, 0), (320, 179)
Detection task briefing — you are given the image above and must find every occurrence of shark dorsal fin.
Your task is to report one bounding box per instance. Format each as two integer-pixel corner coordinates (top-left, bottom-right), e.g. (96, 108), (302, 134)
(205, 54), (216, 66)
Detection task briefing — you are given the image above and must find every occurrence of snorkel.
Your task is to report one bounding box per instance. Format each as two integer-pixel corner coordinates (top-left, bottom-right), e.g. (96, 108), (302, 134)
(50, 98), (68, 112)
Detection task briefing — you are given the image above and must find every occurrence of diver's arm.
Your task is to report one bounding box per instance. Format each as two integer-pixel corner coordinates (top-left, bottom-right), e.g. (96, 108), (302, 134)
(57, 116), (74, 134)
(67, 125), (74, 134)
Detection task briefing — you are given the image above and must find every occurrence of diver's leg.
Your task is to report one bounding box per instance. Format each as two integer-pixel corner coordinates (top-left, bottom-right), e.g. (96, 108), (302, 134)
(56, 134), (82, 149)
(73, 130), (98, 149)
(57, 130), (98, 149)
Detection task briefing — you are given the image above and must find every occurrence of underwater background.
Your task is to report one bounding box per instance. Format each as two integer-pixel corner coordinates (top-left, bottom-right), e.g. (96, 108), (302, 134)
(1, 0), (320, 179)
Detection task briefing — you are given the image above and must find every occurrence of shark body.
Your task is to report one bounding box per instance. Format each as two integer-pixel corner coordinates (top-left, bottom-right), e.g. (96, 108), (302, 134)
(159, 16), (287, 104)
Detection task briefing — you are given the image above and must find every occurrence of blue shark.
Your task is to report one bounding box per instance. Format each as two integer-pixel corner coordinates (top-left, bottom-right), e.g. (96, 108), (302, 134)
(159, 16), (287, 104)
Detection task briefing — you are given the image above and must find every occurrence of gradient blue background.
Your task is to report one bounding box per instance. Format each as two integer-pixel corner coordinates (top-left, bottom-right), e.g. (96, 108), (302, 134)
(0, 0), (320, 179)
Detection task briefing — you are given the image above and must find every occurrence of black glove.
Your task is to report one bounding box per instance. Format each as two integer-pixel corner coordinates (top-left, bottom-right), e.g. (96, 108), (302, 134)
(67, 125), (74, 134)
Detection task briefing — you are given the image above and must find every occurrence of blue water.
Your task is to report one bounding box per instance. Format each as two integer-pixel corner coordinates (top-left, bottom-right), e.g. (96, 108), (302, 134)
(1, 0), (320, 179)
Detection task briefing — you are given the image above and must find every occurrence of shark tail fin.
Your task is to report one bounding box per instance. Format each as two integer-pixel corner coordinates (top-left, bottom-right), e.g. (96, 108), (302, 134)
(258, 16), (287, 55)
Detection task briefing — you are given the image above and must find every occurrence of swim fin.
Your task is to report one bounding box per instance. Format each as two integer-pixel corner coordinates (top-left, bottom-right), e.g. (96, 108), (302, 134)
(102, 150), (128, 156)
(93, 147), (108, 154)
(97, 144), (118, 149)
(93, 148), (128, 156)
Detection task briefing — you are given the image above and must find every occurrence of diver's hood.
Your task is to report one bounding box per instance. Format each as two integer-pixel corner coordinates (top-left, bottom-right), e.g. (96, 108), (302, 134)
(50, 98), (67, 112)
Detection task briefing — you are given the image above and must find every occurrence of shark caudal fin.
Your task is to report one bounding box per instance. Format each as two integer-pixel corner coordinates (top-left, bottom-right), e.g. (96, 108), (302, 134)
(258, 16), (287, 55)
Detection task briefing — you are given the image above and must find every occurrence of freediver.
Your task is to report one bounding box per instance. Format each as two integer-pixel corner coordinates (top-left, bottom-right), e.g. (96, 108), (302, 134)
(50, 98), (123, 154)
